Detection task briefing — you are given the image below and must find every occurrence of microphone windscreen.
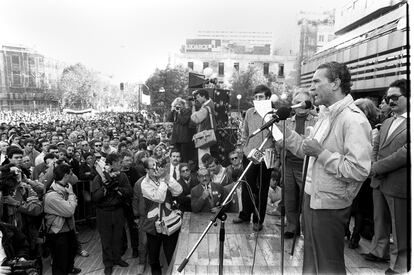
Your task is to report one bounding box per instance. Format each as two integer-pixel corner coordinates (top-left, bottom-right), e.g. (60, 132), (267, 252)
(276, 107), (291, 120)
(270, 94), (279, 103)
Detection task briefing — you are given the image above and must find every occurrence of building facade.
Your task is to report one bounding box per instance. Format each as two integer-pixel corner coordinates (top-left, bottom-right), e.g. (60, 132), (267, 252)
(174, 30), (297, 88)
(0, 45), (65, 111)
(296, 10), (336, 85)
(300, 0), (407, 100)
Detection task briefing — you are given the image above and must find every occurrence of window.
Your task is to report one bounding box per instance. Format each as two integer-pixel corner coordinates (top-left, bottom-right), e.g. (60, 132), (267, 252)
(29, 74), (36, 87)
(263, 63), (269, 75)
(218, 62), (224, 76)
(12, 71), (21, 85)
(188, 62), (194, 70)
(203, 62), (209, 69)
(278, 64), (284, 77)
(29, 57), (35, 66)
(11, 56), (19, 65)
(318, 35), (324, 42)
(234, 63), (239, 71)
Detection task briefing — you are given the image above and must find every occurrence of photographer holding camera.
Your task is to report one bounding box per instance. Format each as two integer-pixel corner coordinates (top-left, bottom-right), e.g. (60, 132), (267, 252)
(43, 163), (80, 275)
(91, 153), (133, 275)
(166, 97), (195, 163)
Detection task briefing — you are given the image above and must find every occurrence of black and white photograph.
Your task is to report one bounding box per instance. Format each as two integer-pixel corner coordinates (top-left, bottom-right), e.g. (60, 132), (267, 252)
(0, 0), (409, 274)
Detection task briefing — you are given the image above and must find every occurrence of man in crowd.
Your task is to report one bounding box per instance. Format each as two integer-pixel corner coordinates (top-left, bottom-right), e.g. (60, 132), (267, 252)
(34, 139), (49, 166)
(276, 62), (371, 274)
(66, 145), (80, 177)
(364, 79), (408, 274)
(190, 89), (216, 167)
(233, 85), (274, 232)
(120, 151), (140, 258)
(175, 162), (198, 212)
(101, 136), (117, 157)
(91, 153), (133, 275)
(278, 90), (317, 239)
(167, 97), (194, 162)
(23, 138), (39, 168)
(168, 149), (181, 182)
(191, 168), (225, 213)
(44, 163), (81, 275)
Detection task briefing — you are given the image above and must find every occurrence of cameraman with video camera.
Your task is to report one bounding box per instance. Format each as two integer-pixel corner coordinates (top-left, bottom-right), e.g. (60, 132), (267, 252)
(91, 153), (133, 275)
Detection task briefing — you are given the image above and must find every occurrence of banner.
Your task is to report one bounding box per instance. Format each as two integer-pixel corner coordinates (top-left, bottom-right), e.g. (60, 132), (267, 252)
(62, 108), (93, 114)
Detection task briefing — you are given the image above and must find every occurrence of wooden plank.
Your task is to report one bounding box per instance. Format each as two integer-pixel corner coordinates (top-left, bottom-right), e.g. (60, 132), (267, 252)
(195, 264), (208, 274)
(186, 233), (200, 266)
(196, 232), (210, 266)
(208, 232), (219, 265)
(225, 232), (244, 265)
(233, 233), (253, 266)
(43, 213), (390, 275)
(258, 236), (279, 266)
(207, 264), (218, 274)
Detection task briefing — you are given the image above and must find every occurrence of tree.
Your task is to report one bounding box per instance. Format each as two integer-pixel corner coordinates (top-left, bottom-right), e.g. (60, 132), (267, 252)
(145, 65), (189, 114)
(58, 63), (101, 109)
(230, 66), (294, 110)
(230, 65), (268, 109)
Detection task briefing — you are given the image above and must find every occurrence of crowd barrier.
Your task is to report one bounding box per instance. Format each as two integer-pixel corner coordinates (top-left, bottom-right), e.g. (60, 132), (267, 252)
(73, 180), (96, 223)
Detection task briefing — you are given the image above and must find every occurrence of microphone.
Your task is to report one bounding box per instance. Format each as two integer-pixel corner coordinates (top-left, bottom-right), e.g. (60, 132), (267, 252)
(290, 100), (312, 110)
(249, 101), (312, 137)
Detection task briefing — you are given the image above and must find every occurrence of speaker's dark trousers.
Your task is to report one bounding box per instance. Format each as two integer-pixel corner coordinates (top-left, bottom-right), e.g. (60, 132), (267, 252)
(302, 194), (351, 274)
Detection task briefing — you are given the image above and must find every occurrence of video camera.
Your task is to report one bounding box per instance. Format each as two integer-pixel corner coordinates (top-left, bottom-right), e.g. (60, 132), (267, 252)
(2, 258), (39, 275)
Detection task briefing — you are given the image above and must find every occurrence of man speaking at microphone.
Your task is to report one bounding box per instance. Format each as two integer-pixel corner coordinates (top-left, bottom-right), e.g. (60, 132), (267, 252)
(232, 84), (275, 232)
(276, 62), (371, 274)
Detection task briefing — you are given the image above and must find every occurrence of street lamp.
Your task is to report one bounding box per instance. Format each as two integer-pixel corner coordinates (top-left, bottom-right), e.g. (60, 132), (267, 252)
(236, 94), (242, 114)
(159, 87), (166, 121)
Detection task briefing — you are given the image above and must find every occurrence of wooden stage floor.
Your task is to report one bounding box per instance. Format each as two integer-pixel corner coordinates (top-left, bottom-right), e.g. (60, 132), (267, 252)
(44, 212), (388, 274)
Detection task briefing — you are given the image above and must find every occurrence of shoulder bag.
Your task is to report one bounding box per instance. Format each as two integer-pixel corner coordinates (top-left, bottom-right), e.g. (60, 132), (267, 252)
(155, 203), (182, 236)
(193, 106), (217, 149)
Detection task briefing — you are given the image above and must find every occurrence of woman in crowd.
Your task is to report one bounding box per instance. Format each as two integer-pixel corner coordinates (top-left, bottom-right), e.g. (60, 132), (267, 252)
(348, 98), (379, 248)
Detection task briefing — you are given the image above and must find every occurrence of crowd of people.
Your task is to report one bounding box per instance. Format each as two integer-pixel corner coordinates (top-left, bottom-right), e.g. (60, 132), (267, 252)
(0, 62), (407, 275)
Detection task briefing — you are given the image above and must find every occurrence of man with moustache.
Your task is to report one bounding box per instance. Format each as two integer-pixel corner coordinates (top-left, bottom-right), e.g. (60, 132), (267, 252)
(275, 62), (371, 274)
(191, 168), (225, 213)
(175, 163), (198, 212)
(363, 79), (408, 274)
(66, 145), (80, 177)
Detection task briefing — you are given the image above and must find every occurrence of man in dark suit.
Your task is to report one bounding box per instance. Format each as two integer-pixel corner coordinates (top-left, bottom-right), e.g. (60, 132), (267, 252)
(364, 79), (408, 274)
(175, 163), (198, 212)
(191, 168), (225, 213)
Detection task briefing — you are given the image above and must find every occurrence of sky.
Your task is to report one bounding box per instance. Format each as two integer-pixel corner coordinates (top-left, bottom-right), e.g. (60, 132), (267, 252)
(0, 0), (349, 84)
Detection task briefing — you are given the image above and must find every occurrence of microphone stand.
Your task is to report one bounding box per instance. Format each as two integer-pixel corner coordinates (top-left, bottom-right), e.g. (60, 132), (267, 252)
(177, 135), (271, 274)
(279, 120), (286, 275)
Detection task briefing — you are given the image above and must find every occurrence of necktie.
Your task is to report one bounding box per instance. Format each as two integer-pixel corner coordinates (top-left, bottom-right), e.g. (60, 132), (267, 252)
(173, 167), (177, 180)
